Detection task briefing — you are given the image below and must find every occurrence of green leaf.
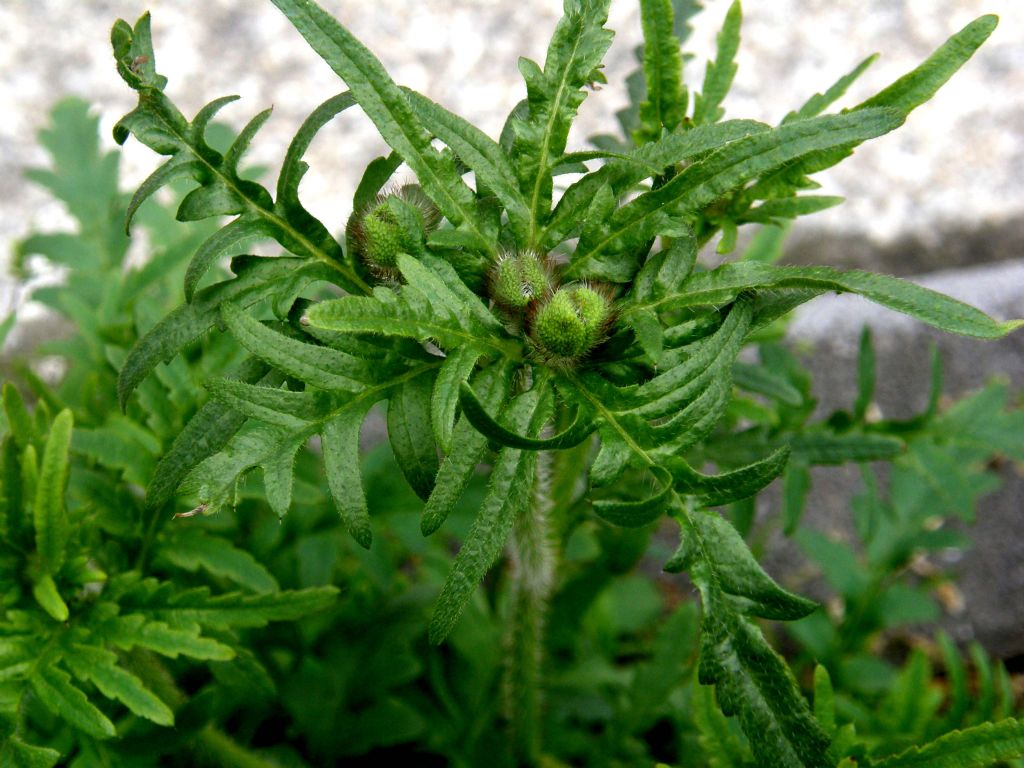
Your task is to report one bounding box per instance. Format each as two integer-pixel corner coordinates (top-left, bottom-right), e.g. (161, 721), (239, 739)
(221, 302), (371, 392)
(693, 676), (751, 768)
(3, 383), (35, 447)
(791, 432), (904, 465)
(668, 509), (816, 620)
(34, 410), (73, 575)
(741, 195), (844, 223)
(322, 402), (375, 549)
(569, 108), (904, 280)
(31, 574), (69, 623)
(429, 386), (550, 643)
(183, 215), (277, 302)
(422, 364), (512, 537)
(118, 256), (334, 409)
(269, 0), (494, 255)
(670, 447), (791, 507)
(695, 578), (831, 768)
(146, 359), (271, 511)
(30, 663), (116, 739)
(306, 254), (514, 358)
(733, 362), (802, 406)
(432, 347), (480, 453)
(156, 531), (279, 593)
(812, 665), (836, 736)
(692, 0), (741, 125)
(0, 737), (61, 768)
(352, 152), (403, 213)
(388, 372), (440, 502)
(853, 326), (875, 421)
(635, 0), (686, 141)
(785, 54), (877, 122)
(875, 718), (1024, 768)
(404, 89), (531, 241)
(459, 381), (595, 451)
(511, 0), (614, 245)
(782, 461), (811, 536)
(63, 644), (174, 726)
(637, 262), (1023, 339)
(858, 15), (998, 117)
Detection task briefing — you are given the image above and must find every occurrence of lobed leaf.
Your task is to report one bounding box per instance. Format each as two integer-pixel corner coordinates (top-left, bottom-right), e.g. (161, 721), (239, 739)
(875, 718), (1024, 768)
(63, 644), (174, 727)
(635, 0), (686, 141)
(30, 663), (116, 739)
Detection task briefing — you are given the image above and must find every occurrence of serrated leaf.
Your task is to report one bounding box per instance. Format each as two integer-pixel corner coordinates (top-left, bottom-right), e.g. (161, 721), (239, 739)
(146, 359), (271, 511)
(156, 531), (278, 593)
(221, 301), (372, 392)
(269, 0), (495, 254)
(63, 644), (174, 726)
(432, 347), (480, 453)
(306, 254), (514, 358)
(692, 0), (741, 125)
(569, 108), (904, 280)
(858, 15), (998, 117)
(322, 401), (375, 548)
(30, 663), (116, 739)
(635, 0), (686, 141)
(34, 410), (72, 575)
(636, 261), (1023, 339)
(405, 89), (530, 241)
(875, 718), (1024, 768)
(429, 386), (550, 643)
(511, 0), (614, 245)
(184, 215), (277, 302)
(669, 509), (816, 620)
(388, 372), (440, 501)
(118, 256), (334, 409)
(785, 54), (877, 123)
(422, 363), (512, 537)
(695, 576), (831, 768)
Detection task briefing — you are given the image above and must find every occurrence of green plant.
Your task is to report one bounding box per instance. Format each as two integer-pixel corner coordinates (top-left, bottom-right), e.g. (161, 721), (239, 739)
(4, 0), (1024, 765)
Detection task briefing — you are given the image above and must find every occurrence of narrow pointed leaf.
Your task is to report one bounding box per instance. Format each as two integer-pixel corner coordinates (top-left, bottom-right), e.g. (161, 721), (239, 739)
(429, 387), (550, 643)
(692, 0), (741, 125)
(322, 402), (374, 548)
(388, 372), (440, 502)
(432, 347), (480, 453)
(34, 409), (73, 575)
(184, 216), (277, 302)
(875, 717), (1024, 768)
(459, 382), (595, 451)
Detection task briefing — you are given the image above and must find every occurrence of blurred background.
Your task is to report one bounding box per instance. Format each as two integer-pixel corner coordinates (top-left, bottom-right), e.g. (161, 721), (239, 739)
(1, 0), (1021, 654)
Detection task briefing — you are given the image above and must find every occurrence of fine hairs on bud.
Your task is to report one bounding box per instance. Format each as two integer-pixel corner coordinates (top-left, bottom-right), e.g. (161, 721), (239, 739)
(529, 283), (613, 365)
(347, 183), (440, 278)
(489, 249), (553, 314)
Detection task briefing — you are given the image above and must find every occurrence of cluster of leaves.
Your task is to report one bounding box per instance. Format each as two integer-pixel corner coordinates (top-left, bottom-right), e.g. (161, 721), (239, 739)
(5, 0), (1021, 765)
(1, 100), (341, 766)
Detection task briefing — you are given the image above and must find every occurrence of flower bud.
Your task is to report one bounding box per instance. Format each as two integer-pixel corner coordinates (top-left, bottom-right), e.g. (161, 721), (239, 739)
(530, 284), (612, 363)
(490, 250), (551, 313)
(349, 184), (440, 277)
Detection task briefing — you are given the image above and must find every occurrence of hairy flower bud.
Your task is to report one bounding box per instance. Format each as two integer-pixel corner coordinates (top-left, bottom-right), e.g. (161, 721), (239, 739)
(348, 184), (440, 277)
(490, 250), (552, 313)
(530, 284), (612, 363)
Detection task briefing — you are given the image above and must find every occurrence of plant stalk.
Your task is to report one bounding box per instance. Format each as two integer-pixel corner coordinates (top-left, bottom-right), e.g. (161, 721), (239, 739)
(503, 452), (556, 765)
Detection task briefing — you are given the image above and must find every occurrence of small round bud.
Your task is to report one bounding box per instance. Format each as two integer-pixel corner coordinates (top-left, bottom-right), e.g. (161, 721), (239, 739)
(490, 250), (551, 313)
(348, 184), (440, 278)
(530, 284), (612, 363)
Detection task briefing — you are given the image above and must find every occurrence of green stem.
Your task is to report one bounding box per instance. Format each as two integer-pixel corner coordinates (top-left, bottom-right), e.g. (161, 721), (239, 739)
(504, 452), (556, 765)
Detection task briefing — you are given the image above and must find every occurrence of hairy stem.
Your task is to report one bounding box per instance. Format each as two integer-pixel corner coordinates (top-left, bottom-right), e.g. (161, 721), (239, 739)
(504, 452), (556, 765)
